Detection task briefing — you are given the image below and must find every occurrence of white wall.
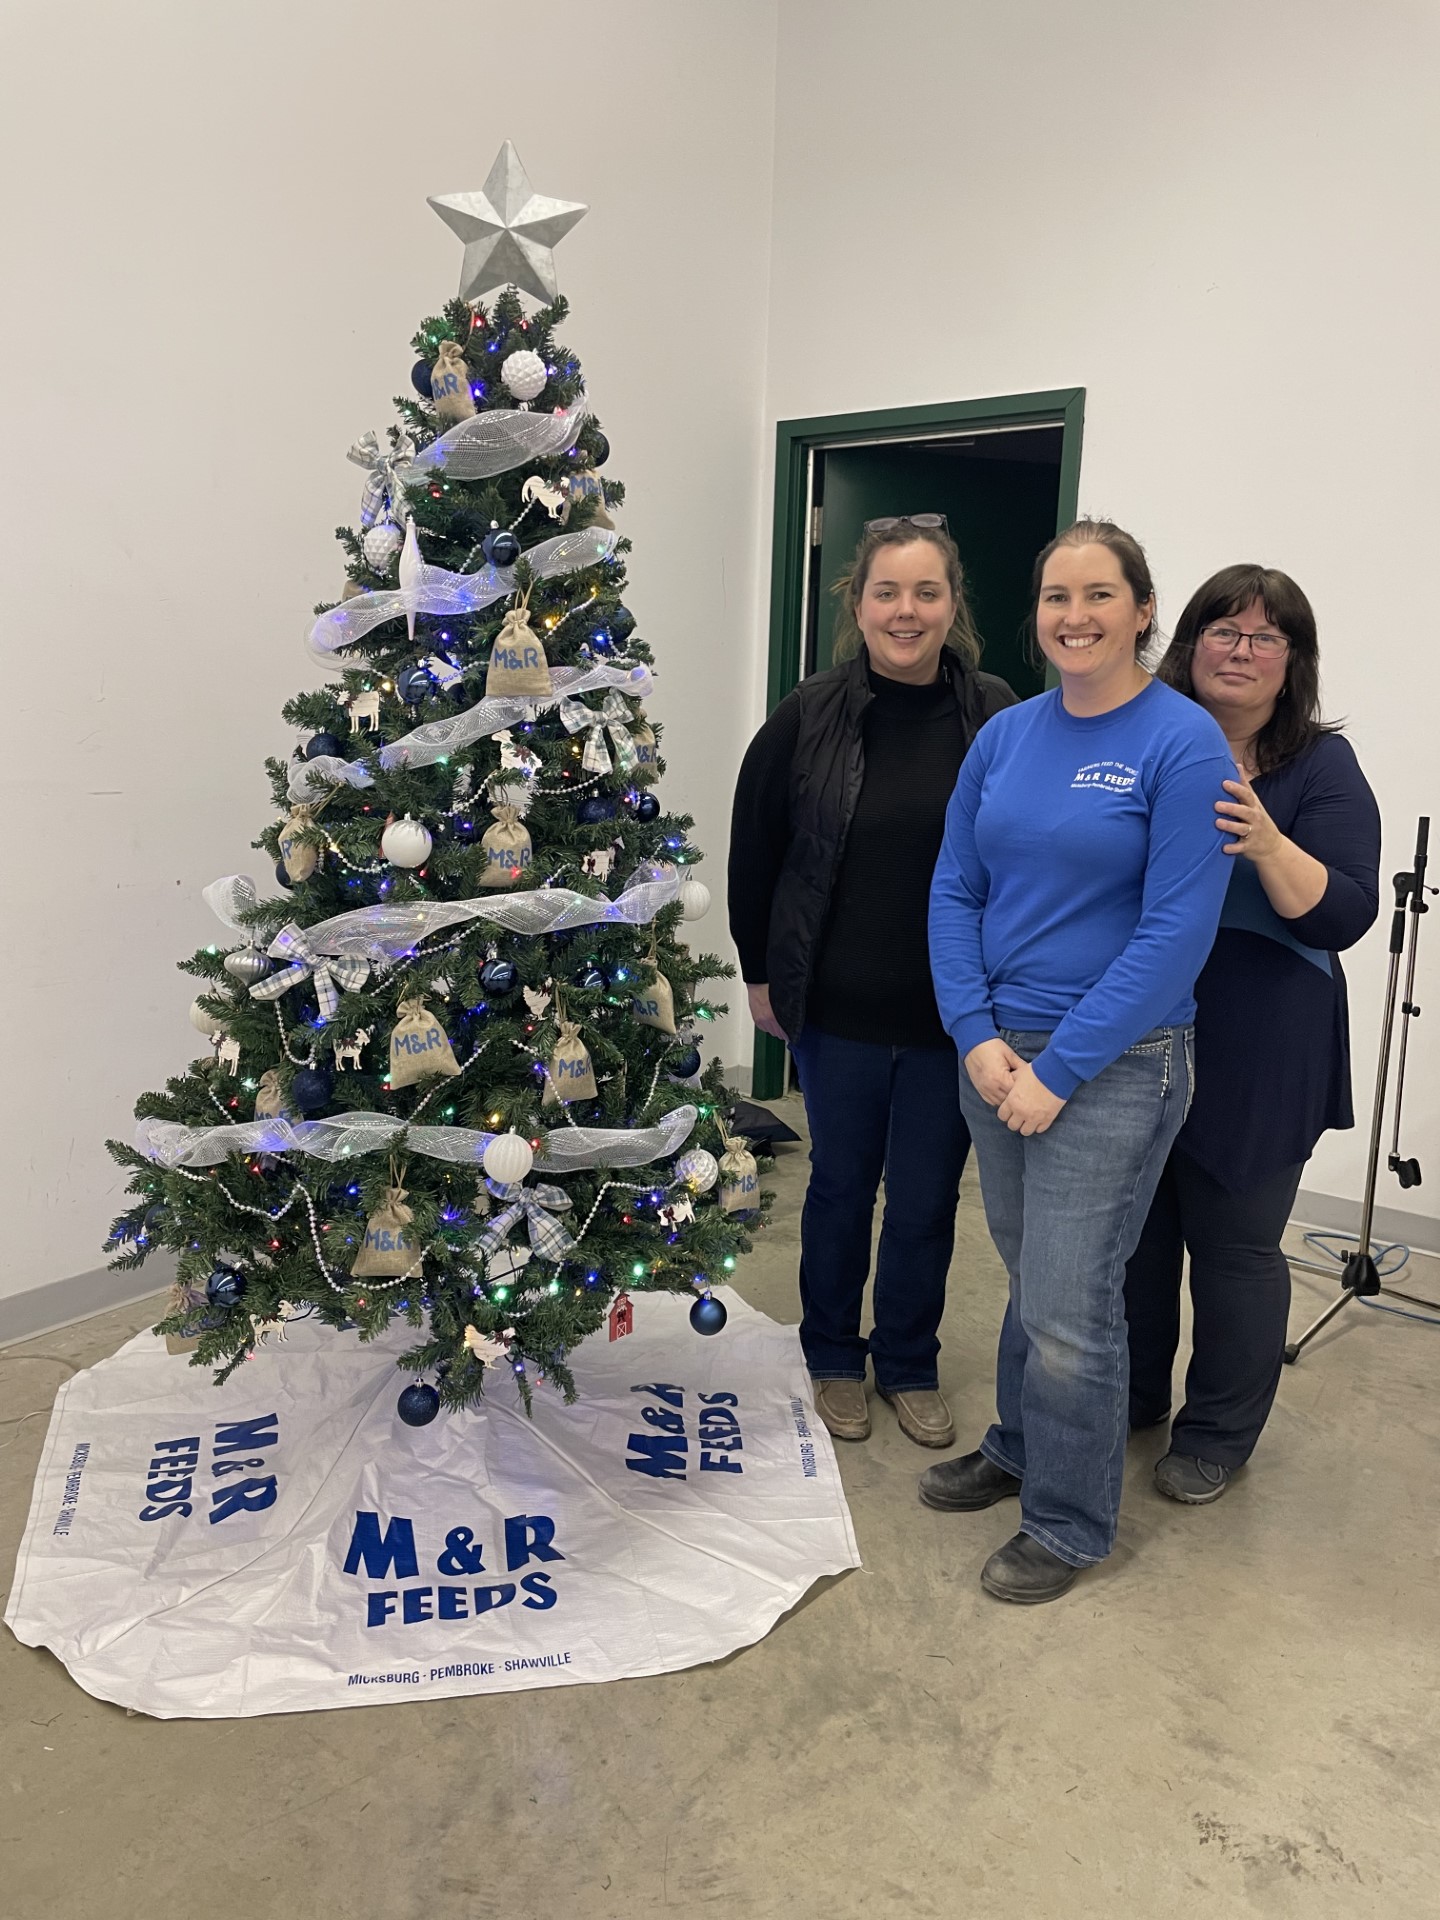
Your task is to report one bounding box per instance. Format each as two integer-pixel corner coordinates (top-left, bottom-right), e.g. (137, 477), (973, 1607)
(758, 0), (1439, 1229)
(8, 0), (1436, 1299)
(0, 0), (779, 1297)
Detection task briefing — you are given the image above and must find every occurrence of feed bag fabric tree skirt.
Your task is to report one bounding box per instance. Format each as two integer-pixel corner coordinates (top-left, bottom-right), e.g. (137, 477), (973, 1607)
(5, 1292), (859, 1719)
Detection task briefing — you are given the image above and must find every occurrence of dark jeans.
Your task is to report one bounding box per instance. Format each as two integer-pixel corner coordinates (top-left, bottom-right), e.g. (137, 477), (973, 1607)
(958, 1027), (1193, 1566)
(1124, 1147), (1306, 1469)
(790, 1027), (970, 1392)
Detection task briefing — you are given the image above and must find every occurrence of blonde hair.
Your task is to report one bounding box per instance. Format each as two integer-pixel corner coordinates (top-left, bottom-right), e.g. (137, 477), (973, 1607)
(831, 523), (982, 668)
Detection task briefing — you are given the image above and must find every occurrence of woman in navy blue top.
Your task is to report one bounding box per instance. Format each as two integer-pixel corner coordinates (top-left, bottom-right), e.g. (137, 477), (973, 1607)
(1124, 565), (1380, 1505)
(925, 521), (1234, 1604)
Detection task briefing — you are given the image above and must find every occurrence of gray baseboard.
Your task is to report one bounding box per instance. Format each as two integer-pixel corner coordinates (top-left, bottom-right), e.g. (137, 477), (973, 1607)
(0, 1255), (175, 1349)
(1292, 1189), (1438, 1258)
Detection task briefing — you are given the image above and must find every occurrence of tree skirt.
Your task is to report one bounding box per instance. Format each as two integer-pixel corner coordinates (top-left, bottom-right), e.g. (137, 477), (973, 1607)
(5, 1290), (858, 1719)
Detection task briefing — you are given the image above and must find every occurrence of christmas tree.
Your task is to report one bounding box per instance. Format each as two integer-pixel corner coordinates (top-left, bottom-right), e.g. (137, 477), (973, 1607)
(104, 143), (763, 1424)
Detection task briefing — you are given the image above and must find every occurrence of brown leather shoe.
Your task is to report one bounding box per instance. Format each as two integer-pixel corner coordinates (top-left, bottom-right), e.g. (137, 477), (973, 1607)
(811, 1378), (870, 1442)
(879, 1387), (955, 1449)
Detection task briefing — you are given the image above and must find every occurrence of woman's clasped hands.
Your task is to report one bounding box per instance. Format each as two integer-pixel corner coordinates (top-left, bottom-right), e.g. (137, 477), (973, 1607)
(963, 1039), (1067, 1136)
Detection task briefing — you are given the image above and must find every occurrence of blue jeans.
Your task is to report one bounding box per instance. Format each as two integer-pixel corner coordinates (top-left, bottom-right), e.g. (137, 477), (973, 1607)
(791, 1028), (970, 1392)
(957, 1027), (1193, 1566)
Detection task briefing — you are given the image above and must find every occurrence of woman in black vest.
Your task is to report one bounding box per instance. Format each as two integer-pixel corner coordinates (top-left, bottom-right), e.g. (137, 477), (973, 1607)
(728, 518), (1017, 1447)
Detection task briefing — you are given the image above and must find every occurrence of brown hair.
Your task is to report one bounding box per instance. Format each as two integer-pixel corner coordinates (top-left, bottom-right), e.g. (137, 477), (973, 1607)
(1027, 517), (1159, 657)
(1158, 563), (1339, 774)
(831, 523), (982, 669)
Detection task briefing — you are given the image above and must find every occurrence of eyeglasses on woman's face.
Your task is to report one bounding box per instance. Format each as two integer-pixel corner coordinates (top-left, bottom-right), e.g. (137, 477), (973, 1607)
(863, 513), (950, 536)
(1198, 623), (1289, 658)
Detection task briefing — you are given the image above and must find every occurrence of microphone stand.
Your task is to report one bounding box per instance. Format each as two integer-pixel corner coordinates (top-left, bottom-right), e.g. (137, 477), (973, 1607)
(1285, 815), (1436, 1362)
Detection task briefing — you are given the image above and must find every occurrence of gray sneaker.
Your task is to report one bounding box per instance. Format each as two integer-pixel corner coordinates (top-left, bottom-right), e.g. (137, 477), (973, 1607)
(1154, 1450), (1232, 1504)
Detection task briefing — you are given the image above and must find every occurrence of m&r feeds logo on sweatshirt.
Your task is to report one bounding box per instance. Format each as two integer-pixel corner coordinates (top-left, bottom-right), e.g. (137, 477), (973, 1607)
(1071, 759), (1139, 793)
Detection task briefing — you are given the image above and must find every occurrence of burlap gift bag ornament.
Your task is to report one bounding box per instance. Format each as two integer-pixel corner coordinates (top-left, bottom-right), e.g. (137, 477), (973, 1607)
(632, 936), (677, 1034)
(719, 1134), (760, 1217)
(563, 468), (613, 530)
(388, 997), (462, 1088)
(543, 1018), (598, 1105)
(479, 803), (532, 889)
(428, 339), (476, 430)
(485, 592), (553, 700)
(277, 804), (319, 882)
(253, 1069), (289, 1120)
(352, 1183), (423, 1279)
(632, 720), (658, 772)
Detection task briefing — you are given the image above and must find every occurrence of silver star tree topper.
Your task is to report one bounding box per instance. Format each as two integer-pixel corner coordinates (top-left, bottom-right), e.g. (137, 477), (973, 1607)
(428, 142), (587, 305)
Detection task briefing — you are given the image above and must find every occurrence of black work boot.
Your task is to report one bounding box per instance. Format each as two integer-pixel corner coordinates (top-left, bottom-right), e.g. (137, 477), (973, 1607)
(980, 1532), (1080, 1605)
(918, 1449), (1022, 1512)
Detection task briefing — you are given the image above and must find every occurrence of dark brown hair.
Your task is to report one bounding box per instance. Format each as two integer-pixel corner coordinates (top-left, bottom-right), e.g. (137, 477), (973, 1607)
(1028, 518), (1158, 656)
(831, 522), (982, 669)
(1157, 564), (1338, 774)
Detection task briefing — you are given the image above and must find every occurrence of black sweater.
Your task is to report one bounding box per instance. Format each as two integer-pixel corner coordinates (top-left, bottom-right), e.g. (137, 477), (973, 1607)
(730, 663), (972, 1048)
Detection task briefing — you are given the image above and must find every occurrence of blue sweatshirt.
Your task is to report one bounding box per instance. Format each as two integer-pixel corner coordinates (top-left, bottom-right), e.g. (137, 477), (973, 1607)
(929, 679), (1234, 1100)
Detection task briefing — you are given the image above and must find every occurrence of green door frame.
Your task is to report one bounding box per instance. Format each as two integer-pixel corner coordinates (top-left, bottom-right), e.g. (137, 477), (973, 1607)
(752, 387), (1086, 1099)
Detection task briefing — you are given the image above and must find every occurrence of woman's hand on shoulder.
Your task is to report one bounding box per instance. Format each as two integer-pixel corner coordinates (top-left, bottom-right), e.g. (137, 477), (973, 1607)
(995, 1061), (1067, 1136)
(1216, 773), (1282, 861)
(964, 1037), (1023, 1107)
(747, 983), (788, 1042)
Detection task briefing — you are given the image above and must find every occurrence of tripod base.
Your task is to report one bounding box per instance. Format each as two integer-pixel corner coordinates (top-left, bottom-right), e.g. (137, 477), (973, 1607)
(1283, 1251), (1382, 1364)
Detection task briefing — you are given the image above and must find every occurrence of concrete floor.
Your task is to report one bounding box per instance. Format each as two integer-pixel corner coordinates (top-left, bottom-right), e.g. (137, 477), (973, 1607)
(3, 1093), (1438, 1920)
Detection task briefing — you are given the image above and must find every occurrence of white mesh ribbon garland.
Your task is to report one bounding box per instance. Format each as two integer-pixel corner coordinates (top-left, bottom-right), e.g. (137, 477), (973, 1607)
(557, 690), (639, 775)
(347, 429), (417, 529)
(135, 1104), (698, 1171)
(248, 923), (370, 1020)
(378, 662), (653, 774)
(398, 395), (587, 482)
(205, 862), (681, 964)
(288, 756), (375, 802)
(308, 527), (619, 661)
(476, 1180), (575, 1265)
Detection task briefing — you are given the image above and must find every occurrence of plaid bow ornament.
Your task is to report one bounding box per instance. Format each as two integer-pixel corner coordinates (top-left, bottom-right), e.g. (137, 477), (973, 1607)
(347, 429), (417, 530)
(557, 692), (639, 776)
(476, 1178), (577, 1266)
(249, 923), (371, 1022)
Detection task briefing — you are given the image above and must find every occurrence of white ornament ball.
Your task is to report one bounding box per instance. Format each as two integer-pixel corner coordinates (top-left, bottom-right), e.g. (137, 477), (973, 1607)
(675, 1148), (719, 1193)
(189, 997), (228, 1037)
(501, 349), (548, 402)
(483, 1132), (535, 1187)
(678, 878), (712, 922)
(380, 814), (433, 868)
(362, 520), (404, 573)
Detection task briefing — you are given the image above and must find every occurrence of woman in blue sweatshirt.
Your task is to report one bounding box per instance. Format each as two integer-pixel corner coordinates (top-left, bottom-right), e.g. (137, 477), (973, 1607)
(1124, 566), (1379, 1503)
(925, 519), (1233, 1604)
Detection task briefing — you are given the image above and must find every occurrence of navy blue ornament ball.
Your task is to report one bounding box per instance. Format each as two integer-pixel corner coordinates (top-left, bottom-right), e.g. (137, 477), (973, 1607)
(483, 528), (521, 568)
(629, 791), (661, 823)
(690, 1293), (728, 1336)
(480, 957), (518, 995)
(411, 359), (435, 398)
(588, 429), (610, 469)
(578, 795), (617, 825)
(274, 859), (294, 891)
(206, 1268), (246, 1308)
(609, 604), (637, 642)
(576, 965), (606, 992)
(395, 666), (431, 704)
(304, 731), (343, 761)
(291, 1067), (333, 1114)
(397, 1382), (441, 1427)
(670, 1044), (703, 1078)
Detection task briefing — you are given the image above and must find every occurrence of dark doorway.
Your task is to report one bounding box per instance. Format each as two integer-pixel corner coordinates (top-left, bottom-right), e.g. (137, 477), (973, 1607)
(752, 390), (1085, 1096)
(807, 426), (1063, 696)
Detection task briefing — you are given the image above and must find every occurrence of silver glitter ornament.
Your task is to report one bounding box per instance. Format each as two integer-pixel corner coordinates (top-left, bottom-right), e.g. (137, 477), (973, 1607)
(224, 948), (272, 987)
(428, 141), (587, 305)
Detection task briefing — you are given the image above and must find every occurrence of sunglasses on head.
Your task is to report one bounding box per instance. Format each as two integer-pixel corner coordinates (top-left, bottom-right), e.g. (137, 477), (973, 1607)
(863, 513), (949, 536)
